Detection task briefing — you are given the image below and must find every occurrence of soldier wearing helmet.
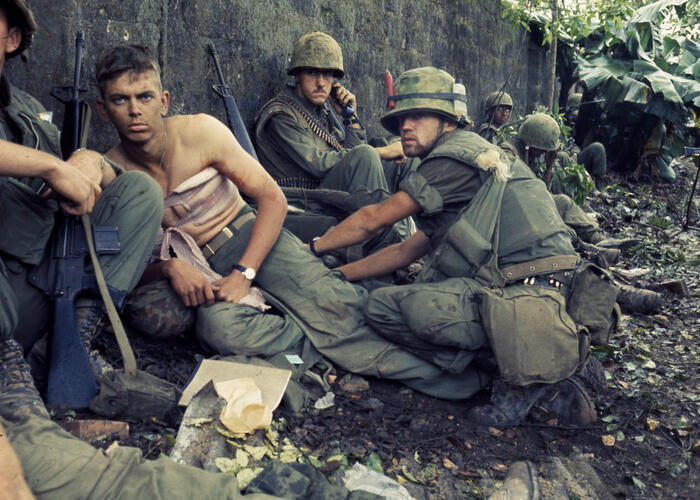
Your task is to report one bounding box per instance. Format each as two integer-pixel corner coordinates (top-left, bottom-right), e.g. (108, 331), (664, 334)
(500, 113), (631, 256)
(254, 31), (406, 196)
(310, 67), (605, 429)
(477, 90), (513, 143)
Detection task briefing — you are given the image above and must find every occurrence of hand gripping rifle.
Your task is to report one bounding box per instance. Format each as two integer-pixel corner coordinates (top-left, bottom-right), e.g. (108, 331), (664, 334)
(207, 42), (259, 160)
(30, 31), (123, 408)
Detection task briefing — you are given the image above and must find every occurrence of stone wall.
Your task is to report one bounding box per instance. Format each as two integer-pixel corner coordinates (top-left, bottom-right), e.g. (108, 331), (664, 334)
(6, 0), (548, 151)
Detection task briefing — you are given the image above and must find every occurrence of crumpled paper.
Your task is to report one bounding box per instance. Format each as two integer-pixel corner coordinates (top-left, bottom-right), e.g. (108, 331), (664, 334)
(214, 378), (272, 434)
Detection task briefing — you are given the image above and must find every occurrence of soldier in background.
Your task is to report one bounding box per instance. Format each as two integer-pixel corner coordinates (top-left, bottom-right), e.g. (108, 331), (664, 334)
(564, 93), (608, 185)
(254, 31), (406, 193)
(477, 90), (513, 143)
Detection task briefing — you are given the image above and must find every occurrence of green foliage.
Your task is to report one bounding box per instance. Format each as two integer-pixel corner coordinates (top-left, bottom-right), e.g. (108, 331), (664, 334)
(560, 157), (595, 204)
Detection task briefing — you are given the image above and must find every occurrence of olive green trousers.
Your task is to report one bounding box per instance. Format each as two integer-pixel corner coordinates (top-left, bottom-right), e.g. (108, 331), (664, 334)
(3, 415), (281, 500)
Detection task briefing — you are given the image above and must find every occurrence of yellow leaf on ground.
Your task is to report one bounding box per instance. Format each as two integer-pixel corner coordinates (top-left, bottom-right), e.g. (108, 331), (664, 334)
(647, 417), (659, 431)
(602, 435), (616, 446)
(488, 427), (503, 437)
(442, 457), (458, 470)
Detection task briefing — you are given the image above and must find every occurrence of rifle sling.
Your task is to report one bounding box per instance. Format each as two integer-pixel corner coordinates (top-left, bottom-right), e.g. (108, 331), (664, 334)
(81, 215), (137, 375)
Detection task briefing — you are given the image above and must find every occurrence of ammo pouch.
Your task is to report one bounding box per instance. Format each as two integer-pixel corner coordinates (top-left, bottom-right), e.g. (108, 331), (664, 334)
(0, 178), (56, 265)
(477, 285), (588, 386)
(566, 261), (620, 346)
(90, 369), (180, 421)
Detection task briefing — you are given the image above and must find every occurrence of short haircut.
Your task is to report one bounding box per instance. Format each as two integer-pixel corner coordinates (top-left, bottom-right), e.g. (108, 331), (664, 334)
(96, 44), (162, 96)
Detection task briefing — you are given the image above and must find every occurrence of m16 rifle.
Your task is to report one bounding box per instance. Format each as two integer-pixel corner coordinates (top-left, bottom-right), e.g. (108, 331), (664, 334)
(30, 31), (122, 408)
(207, 42), (259, 159)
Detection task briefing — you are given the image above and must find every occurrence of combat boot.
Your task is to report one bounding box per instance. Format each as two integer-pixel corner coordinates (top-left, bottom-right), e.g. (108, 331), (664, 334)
(577, 239), (620, 265)
(466, 381), (549, 428)
(574, 356), (606, 400)
(616, 283), (662, 315)
(531, 377), (597, 426)
(0, 338), (50, 421)
(75, 298), (112, 377)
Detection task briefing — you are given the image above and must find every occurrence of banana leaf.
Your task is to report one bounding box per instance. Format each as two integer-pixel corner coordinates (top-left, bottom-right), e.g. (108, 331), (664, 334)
(629, 0), (688, 24)
(634, 60), (683, 103)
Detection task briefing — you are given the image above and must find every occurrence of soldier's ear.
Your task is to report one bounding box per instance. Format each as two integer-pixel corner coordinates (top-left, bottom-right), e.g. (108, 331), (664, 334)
(4, 27), (21, 55)
(95, 98), (111, 122)
(160, 90), (170, 116)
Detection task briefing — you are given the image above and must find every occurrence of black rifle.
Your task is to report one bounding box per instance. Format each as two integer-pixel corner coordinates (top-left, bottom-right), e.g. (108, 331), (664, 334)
(30, 31), (122, 408)
(207, 42), (259, 160)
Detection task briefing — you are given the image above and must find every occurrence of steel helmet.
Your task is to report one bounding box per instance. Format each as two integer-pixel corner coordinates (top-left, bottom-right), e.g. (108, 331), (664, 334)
(2, 0), (37, 58)
(380, 66), (471, 135)
(485, 91), (513, 111)
(288, 31), (344, 78)
(518, 113), (561, 151)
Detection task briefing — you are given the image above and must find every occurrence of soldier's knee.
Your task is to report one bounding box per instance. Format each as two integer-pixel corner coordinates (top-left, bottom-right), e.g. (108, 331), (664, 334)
(118, 171), (164, 218)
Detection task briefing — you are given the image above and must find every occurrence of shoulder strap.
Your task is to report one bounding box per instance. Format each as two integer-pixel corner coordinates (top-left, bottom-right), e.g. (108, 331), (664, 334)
(272, 94), (344, 152)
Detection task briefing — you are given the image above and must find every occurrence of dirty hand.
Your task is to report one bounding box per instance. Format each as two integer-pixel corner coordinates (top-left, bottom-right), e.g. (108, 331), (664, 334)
(212, 271), (252, 304)
(42, 160), (101, 216)
(164, 259), (218, 307)
(331, 82), (357, 115)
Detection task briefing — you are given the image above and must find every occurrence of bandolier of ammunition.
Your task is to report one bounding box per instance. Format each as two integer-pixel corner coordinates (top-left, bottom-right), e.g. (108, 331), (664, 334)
(269, 94), (345, 152)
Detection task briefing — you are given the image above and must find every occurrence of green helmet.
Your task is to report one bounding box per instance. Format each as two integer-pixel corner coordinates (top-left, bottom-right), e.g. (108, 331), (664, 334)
(485, 91), (513, 111)
(518, 113), (561, 151)
(380, 66), (471, 135)
(288, 31), (344, 78)
(2, 0), (37, 58)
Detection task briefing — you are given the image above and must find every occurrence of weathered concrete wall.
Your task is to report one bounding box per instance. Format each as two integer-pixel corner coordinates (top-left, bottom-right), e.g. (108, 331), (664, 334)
(6, 0), (547, 152)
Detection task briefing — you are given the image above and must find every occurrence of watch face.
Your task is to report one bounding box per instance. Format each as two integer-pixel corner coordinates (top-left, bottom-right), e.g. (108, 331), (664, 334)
(243, 268), (256, 280)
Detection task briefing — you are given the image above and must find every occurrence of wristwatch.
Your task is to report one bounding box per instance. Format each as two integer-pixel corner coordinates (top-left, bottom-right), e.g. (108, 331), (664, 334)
(233, 264), (256, 280)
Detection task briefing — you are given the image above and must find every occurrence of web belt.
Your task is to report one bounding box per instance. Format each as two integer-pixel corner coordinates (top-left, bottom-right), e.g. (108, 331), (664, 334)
(501, 255), (580, 283)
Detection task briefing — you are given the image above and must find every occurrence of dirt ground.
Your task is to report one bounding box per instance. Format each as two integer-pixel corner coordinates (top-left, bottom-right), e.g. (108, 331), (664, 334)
(55, 159), (699, 499)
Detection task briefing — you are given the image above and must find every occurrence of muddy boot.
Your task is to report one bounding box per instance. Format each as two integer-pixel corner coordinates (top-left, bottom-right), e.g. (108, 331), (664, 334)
(26, 332), (49, 395)
(574, 357), (606, 399)
(532, 377), (597, 426)
(75, 298), (113, 377)
(616, 283), (662, 315)
(466, 381), (548, 428)
(577, 239), (620, 265)
(0, 338), (50, 421)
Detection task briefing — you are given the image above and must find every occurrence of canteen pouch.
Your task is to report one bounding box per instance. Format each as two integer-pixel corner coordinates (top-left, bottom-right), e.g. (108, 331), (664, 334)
(566, 261), (619, 345)
(90, 369), (180, 421)
(477, 285), (588, 386)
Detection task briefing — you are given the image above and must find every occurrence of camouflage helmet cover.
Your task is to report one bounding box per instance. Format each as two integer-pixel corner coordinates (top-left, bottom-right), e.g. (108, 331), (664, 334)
(380, 66), (472, 135)
(1, 0), (37, 58)
(485, 91), (513, 111)
(518, 113), (561, 151)
(288, 31), (344, 78)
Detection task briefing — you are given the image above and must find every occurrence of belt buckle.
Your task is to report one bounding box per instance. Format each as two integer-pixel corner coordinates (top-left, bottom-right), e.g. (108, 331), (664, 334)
(203, 226), (233, 258)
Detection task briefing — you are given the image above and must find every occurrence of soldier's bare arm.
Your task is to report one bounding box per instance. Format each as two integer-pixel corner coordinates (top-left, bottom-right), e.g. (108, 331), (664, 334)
(185, 114), (287, 303)
(313, 190), (420, 254)
(337, 230), (430, 281)
(67, 149), (117, 188)
(0, 139), (100, 215)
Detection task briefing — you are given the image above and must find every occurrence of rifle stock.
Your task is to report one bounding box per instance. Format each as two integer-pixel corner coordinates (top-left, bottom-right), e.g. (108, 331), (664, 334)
(207, 42), (259, 160)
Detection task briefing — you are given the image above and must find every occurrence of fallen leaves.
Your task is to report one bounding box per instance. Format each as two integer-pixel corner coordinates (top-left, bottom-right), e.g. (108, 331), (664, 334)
(602, 435), (616, 446)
